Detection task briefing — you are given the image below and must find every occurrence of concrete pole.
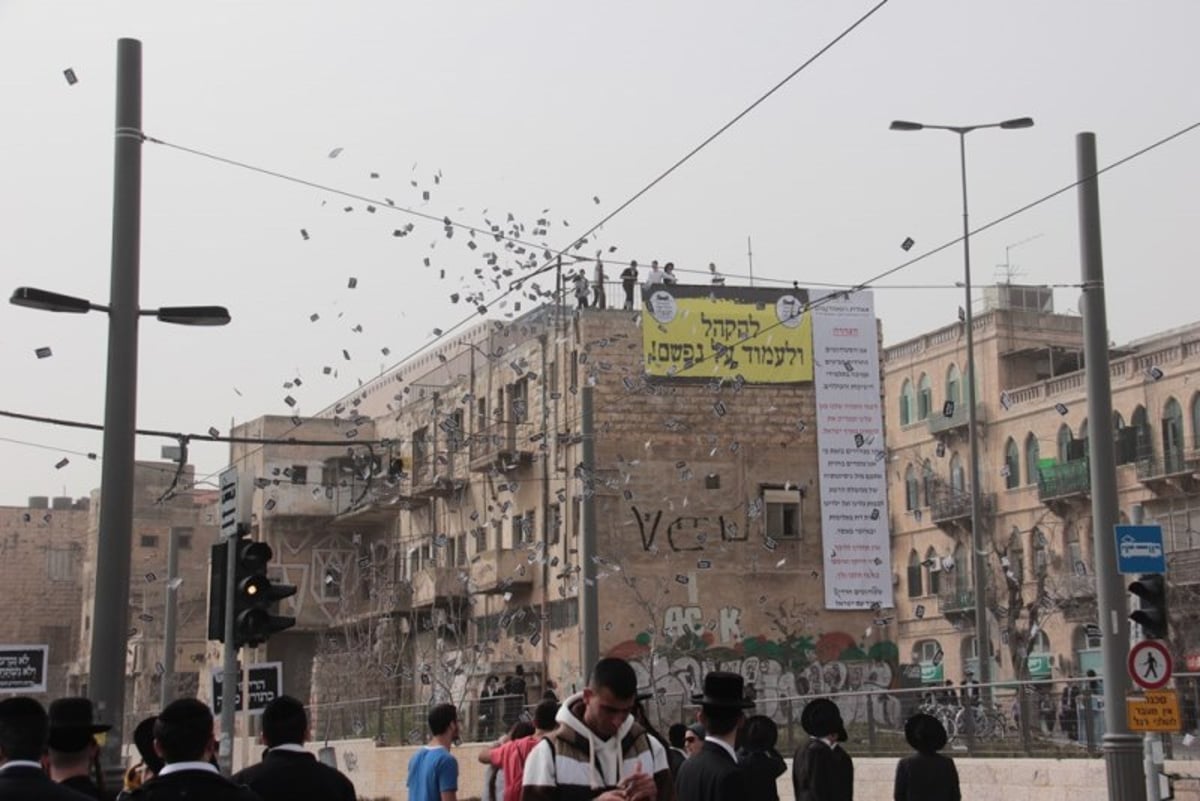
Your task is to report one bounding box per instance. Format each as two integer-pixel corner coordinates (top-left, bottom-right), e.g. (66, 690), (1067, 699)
(159, 528), (180, 708)
(579, 386), (599, 676)
(1130, 505), (1163, 801)
(957, 130), (993, 691)
(89, 37), (142, 775)
(219, 533), (239, 774)
(1077, 131), (1146, 801)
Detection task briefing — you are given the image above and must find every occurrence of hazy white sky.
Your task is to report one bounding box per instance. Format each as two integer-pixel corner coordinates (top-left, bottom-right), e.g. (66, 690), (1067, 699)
(2, 1), (1197, 506)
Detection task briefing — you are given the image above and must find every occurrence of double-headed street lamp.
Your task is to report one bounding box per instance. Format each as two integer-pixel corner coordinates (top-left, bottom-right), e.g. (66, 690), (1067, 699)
(891, 116), (1034, 691)
(10, 285), (229, 771)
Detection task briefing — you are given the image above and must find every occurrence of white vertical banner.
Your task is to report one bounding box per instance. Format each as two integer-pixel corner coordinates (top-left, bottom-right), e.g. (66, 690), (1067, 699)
(812, 291), (893, 610)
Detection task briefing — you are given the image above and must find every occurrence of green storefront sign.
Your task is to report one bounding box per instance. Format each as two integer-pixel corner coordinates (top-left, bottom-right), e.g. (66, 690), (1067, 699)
(921, 662), (944, 684)
(1027, 653), (1053, 678)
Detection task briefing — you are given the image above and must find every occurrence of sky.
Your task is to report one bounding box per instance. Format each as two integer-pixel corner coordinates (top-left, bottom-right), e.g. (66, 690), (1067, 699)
(1, 1), (1197, 506)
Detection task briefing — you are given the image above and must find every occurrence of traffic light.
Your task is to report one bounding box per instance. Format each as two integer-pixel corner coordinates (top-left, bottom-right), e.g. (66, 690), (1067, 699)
(1129, 573), (1168, 639)
(233, 538), (297, 648)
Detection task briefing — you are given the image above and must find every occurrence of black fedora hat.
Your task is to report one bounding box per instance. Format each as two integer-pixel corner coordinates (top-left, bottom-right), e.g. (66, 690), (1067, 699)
(691, 672), (754, 709)
(904, 713), (948, 753)
(800, 698), (844, 738)
(47, 697), (111, 751)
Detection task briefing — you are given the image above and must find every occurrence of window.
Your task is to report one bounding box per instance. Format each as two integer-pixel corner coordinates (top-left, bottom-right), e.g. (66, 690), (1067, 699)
(950, 453), (965, 493)
(1004, 437), (1020, 489)
(511, 378), (529, 423)
(549, 504), (562, 545)
(570, 350), (579, 392)
(904, 466), (919, 511)
(412, 427), (429, 476)
(476, 396), (488, 436)
(1032, 527), (1048, 577)
(447, 410), (465, 453)
(1074, 625), (1102, 651)
(290, 465), (308, 485)
(473, 526), (489, 554)
(1008, 529), (1024, 585)
(899, 379), (914, 426)
(1192, 394), (1200, 449)
(1163, 397), (1184, 469)
(492, 520), (504, 550)
(455, 533), (467, 567)
(47, 548), (74, 582)
(1024, 433), (1040, 486)
(922, 460), (934, 507)
(917, 374), (932, 421)
(322, 565), (342, 599)
(172, 527), (193, 551)
(1057, 424), (1073, 464)
(764, 488), (802, 539)
(914, 639), (941, 665)
(907, 550), (923, 598)
(1131, 405), (1152, 460)
(513, 511), (535, 547)
(140, 534), (159, 548)
(925, 547), (941, 595)
(1065, 523), (1085, 575)
(946, 364), (961, 410)
(953, 543), (969, 591)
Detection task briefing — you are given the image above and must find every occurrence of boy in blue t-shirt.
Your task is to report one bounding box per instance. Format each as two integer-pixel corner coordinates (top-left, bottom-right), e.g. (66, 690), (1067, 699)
(407, 703), (460, 801)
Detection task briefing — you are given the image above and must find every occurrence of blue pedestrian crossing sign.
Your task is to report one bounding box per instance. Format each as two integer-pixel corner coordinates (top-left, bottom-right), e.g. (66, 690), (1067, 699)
(1115, 524), (1166, 574)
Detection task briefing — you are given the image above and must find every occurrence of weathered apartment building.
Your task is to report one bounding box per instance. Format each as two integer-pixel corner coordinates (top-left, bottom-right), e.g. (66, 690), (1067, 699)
(884, 283), (1200, 685)
(0, 495), (90, 698)
(69, 461), (221, 731)
(229, 286), (893, 737)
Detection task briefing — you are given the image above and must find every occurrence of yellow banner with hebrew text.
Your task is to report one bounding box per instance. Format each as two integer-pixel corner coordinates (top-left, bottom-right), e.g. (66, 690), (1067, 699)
(641, 285), (813, 383)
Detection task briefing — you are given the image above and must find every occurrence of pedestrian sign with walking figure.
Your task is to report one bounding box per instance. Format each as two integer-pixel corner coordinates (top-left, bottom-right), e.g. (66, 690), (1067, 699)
(1128, 640), (1172, 690)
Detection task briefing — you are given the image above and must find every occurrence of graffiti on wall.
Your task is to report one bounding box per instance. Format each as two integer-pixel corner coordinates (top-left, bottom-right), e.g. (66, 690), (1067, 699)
(632, 507), (747, 552)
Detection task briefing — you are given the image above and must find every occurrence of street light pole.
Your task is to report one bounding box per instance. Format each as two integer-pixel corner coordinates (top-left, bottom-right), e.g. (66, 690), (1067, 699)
(891, 116), (1034, 691)
(90, 36), (143, 774)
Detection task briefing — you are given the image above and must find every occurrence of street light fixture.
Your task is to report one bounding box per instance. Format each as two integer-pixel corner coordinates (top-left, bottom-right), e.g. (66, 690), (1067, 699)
(11, 287), (230, 326)
(891, 115), (1034, 693)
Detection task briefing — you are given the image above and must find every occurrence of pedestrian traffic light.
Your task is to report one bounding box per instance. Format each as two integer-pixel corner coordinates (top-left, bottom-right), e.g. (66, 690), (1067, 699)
(1129, 573), (1168, 640)
(233, 538), (297, 648)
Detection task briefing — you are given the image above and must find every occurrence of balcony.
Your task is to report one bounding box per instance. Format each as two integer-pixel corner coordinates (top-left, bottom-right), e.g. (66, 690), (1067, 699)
(1168, 549), (1200, 585)
(1058, 573), (1099, 621)
(938, 585), (982, 620)
(411, 457), (467, 498)
(411, 566), (469, 608)
(929, 485), (994, 530)
(1136, 451), (1198, 487)
(1037, 459), (1091, 506)
(469, 422), (535, 472)
(470, 549), (535, 594)
(329, 480), (427, 528)
(927, 403), (985, 438)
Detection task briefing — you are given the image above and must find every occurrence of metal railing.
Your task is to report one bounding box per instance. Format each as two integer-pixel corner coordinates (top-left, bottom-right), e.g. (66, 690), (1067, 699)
(1037, 459), (1091, 500)
(1137, 450), (1194, 480)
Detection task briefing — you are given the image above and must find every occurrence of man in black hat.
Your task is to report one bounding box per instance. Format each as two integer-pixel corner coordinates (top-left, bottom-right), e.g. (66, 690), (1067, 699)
(674, 672), (754, 801)
(46, 697), (110, 799)
(125, 698), (260, 801)
(893, 713), (959, 801)
(232, 695), (356, 801)
(0, 696), (93, 800)
(792, 698), (853, 801)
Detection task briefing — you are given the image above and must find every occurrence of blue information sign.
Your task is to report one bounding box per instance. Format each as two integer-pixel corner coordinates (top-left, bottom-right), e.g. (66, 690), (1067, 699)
(1114, 524), (1165, 574)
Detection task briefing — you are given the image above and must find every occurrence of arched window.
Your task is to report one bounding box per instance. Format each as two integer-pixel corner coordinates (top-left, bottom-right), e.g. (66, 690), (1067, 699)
(917, 374), (933, 420)
(1163, 397), (1184, 472)
(1007, 528), (1024, 585)
(1132, 405), (1152, 461)
(1057, 423), (1073, 463)
(953, 543), (969, 591)
(1192, 393), (1200, 449)
(925, 546), (941, 595)
(922, 459), (935, 507)
(1113, 410), (1125, 431)
(1078, 418), (1090, 459)
(1024, 433), (1041, 486)
(946, 364), (961, 410)
(907, 550), (923, 598)
(1065, 522), (1085, 576)
(905, 465), (919, 511)
(1004, 437), (1020, 489)
(950, 453), (965, 493)
(1032, 526), (1048, 577)
(900, 379), (914, 426)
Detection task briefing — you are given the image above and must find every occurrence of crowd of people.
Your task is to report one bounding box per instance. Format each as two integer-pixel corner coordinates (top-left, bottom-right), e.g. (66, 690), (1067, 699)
(0, 657), (962, 801)
(408, 656), (961, 801)
(571, 259), (724, 310)
(0, 694), (355, 801)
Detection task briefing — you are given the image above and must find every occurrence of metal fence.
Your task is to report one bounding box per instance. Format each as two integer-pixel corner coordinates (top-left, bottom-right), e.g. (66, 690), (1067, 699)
(308, 675), (1200, 759)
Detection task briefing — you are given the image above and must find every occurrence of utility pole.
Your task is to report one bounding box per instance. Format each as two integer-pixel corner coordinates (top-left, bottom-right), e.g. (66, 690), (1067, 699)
(579, 386), (599, 675)
(89, 37), (142, 780)
(159, 527), (181, 708)
(1078, 131), (1146, 801)
(746, 236), (755, 287)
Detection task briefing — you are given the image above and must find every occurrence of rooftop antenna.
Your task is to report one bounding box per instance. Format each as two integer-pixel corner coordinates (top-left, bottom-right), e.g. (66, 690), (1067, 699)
(747, 236), (754, 287)
(996, 233), (1044, 283)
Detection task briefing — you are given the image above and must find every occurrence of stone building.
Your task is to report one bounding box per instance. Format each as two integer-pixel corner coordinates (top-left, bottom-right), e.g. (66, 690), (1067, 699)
(70, 461), (221, 731)
(0, 496), (90, 698)
(884, 283), (1200, 686)
(228, 288), (890, 739)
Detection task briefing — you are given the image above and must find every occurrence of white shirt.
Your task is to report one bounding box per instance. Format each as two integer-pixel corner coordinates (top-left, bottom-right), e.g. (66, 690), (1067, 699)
(646, 268), (665, 286)
(0, 761), (44, 772)
(705, 735), (738, 763)
(268, 743), (308, 754)
(158, 761), (221, 776)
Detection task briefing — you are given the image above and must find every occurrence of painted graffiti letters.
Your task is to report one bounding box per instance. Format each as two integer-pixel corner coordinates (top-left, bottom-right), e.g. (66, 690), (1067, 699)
(631, 507), (743, 552)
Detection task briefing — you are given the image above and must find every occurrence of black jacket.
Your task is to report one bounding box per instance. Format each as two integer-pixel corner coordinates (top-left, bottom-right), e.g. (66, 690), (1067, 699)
(59, 774), (102, 799)
(125, 768), (262, 801)
(0, 765), (95, 801)
(736, 746), (786, 801)
(232, 748), (357, 801)
(675, 740), (745, 801)
(792, 738), (853, 801)
(893, 752), (960, 801)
